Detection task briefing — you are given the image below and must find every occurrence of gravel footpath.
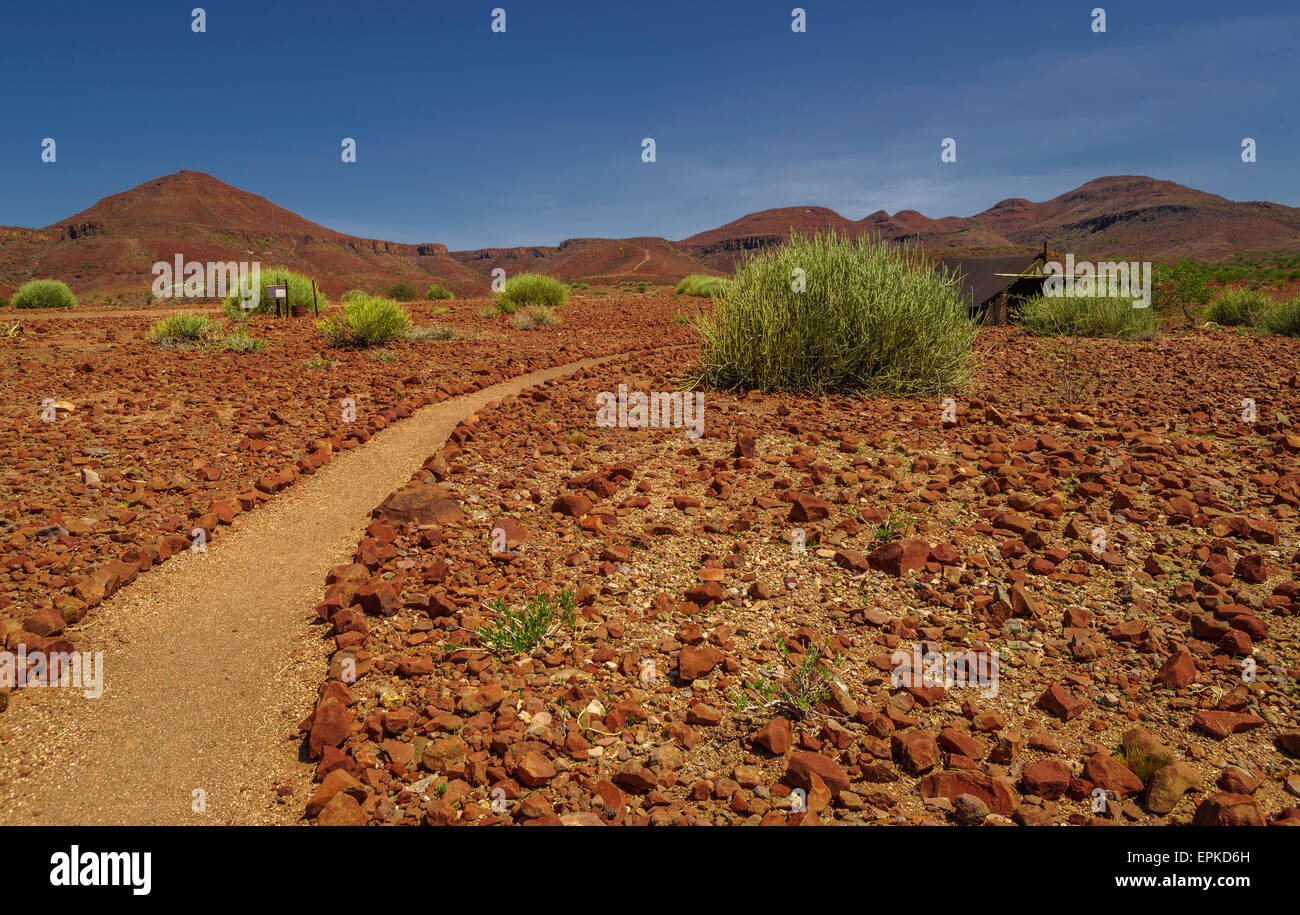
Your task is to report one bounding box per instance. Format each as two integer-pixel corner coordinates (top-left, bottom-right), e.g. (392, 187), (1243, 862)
(0, 353), (622, 825)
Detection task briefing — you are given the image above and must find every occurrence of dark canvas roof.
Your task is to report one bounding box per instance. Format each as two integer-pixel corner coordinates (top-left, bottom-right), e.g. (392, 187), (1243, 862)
(938, 254), (1044, 308)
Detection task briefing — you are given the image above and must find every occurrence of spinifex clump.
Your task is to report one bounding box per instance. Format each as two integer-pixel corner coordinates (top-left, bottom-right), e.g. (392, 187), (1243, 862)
(693, 232), (974, 395)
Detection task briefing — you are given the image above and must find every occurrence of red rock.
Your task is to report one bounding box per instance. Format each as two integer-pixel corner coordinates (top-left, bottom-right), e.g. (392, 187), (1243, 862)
(683, 581), (724, 606)
(307, 769), (366, 817)
(1036, 684), (1088, 721)
(891, 729), (941, 774)
(550, 493), (595, 517)
(867, 538), (930, 577)
(936, 727), (985, 760)
(614, 761), (658, 793)
(1234, 554), (1268, 583)
(316, 791), (368, 826)
(1083, 754), (1145, 796)
(1022, 760), (1070, 800)
(308, 700), (354, 759)
(786, 751), (850, 795)
(457, 682), (506, 714)
(491, 517), (528, 549)
(22, 608), (65, 637)
(919, 771), (1020, 817)
(513, 751), (556, 787)
(787, 493), (830, 522)
(376, 482), (466, 526)
(753, 717), (794, 755)
(1277, 731), (1300, 757)
(1191, 793), (1265, 826)
(1192, 710), (1265, 739)
(833, 549), (870, 572)
(677, 644), (722, 681)
(1156, 648), (1196, 688)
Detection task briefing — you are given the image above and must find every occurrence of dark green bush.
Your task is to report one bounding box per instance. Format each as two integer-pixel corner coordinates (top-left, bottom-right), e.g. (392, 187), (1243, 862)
(386, 281), (419, 302)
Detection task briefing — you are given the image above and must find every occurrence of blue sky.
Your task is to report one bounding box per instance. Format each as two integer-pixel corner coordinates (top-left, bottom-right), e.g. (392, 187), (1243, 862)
(2, 0), (1297, 248)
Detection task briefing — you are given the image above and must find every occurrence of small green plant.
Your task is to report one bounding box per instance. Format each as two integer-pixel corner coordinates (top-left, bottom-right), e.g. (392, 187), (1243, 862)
(478, 304), (502, 319)
(303, 352), (338, 369)
(873, 511), (912, 542)
(497, 272), (569, 311)
(146, 312), (214, 348)
(672, 310), (692, 324)
(386, 281), (419, 302)
(731, 638), (837, 721)
(1260, 298), (1300, 336)
(475, 591), (578, 655)
(508, 305), (561, 329)
(408, 324), (458, 341)
(1017, 294), (1157, 339)
(12, 279), (77, 309)
(675, 274), (727, 297)
(341, 288), (369, 304)
(570, 282), (590, 290)
(1152, 261), (1211, 327)
(425, 284), (454, 300)
(368, 347), (397, 362)
(1204, 287), (1271, 326)
(0, 296), (9, 308)
(1113, 735), (1172, 785)
(316, 295), (412, 347)
(225, 327), (267, 353)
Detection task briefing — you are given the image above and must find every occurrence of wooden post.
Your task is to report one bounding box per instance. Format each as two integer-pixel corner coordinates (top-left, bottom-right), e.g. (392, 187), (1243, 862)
(312, 280), (319, 315)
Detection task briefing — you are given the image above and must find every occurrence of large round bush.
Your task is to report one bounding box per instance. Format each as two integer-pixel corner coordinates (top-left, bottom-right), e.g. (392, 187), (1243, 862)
(13, 279), (77, 309)
(694, 233), (974, 394)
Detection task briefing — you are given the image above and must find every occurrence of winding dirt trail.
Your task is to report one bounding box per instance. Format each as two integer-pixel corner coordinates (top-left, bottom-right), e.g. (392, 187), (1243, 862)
(0, 353), (624, 825)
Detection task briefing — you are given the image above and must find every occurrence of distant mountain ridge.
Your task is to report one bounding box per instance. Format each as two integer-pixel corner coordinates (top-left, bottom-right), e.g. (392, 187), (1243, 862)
(3, 171), (1298, 298)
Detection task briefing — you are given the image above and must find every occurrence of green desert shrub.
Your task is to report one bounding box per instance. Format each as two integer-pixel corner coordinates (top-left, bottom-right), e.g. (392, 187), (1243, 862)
(1260, 298), (1300, 336)
(223, 267), (325, 318)
(425, 283), (454, 300)
(509, 305), (561, 330)
(0, 296), (9, 308)
(1017, 294), (1158, 339)
(147, 313), (214, 348)
(386, 281), (418, 302)
(497, 273), (569, 311)
(675, 274), (727, 297)
(316, 295), (412, 347)
(475, 591), (577, 656)
(12, 279), (77, 309)
(1204, 287), (1271, 326)
(693, 233), (974, 395)
(341, 288), (369, 304)
(225, 327), (267, 353)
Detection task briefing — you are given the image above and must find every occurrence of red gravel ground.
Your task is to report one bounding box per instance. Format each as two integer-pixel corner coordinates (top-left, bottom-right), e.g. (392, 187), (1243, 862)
(2, 296), (1297, 828)
(0, 292), (693, 677)
(294, 325), (1300, 826)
